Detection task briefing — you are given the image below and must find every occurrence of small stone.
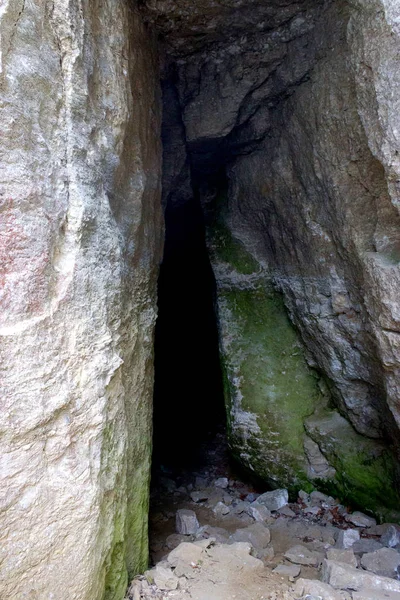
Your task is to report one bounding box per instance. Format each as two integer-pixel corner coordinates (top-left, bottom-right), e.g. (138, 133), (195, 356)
(273, 564), (301, 578)
(153, 565), (179, 590)
(344, 511), (376, 528)
(257, 489), (289, 512)
(214, 477), (229, 489)
(213, 501), (230, 517)
(310, 490), (336, 507)
(298, 490), (311, 505)
(352, 538), (383, 555)
(247, 502), (271, 522)
(176, 509), (199, 535)
(190, 490), (209, 503)
(232, 500), (249, 515)
(361, 547), (400, 579)
(231, 522), (271, 549)
(278, 505), (296, 517)
(304, 506), (321, 516)
(326, 548), (358, 568)
(336, 528), (360, 549)
(284, 545), (323, 567)
(381, 525), (400, 548)
(195, 525), (230, 544)
(246, 493), (259, 503)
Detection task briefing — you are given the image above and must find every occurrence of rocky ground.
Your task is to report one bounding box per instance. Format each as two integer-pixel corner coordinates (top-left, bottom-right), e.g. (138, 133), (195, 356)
(126, 435), (400, 600)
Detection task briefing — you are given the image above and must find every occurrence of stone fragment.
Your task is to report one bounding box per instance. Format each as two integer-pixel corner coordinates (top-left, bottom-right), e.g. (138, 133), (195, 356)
(273, 563), (301, 578)
(190, 490), (210, 503)
(176, 509), (199, 535)
(381, 525), (400, 548)
(247, 502), (272, 522)
(304, 506), (321, 516)
(278, 505), (296, 517)
(298, 490), (311, 505)
(246, 493), (259, 503)
(352, 538), (383, 555)
(167, 542), (203, 567)
(230, 523), (271, 549)
(232, 501), (249, 515)
(196, 525), (230, 544)
(336, 528), (360, 549)
(294, 578), (345, 600)
(214, 477), (229, 489)
(213, 502), (230, 517)
(322, 559), (400, 592)
(344, 512), (376, 528)
(153, 565), (179, 590)
(310, 491), (336, 507)
(361, 547), (400, 579)
(284, 545), (323, 567)
(257, 489), (289, 512)
(326, 548), (358, 568)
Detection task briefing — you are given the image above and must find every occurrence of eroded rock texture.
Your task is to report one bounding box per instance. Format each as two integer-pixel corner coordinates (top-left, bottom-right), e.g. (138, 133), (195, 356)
(0, 1), (162, 599)
(146, 0), (400, 517)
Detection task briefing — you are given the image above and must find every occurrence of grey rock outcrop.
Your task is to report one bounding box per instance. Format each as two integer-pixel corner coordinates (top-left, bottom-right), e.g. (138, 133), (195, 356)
(0, 2), (163, 599)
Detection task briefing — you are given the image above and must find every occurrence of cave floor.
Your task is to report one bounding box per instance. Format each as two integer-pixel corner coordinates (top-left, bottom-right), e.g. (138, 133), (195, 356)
(124, 433), (398, 600)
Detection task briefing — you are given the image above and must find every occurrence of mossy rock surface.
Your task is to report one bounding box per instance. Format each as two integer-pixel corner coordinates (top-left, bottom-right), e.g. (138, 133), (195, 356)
(210, 220), (400, 518)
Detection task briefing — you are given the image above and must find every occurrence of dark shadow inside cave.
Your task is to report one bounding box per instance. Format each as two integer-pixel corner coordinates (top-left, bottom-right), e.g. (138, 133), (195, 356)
(152, 191), (225, 471)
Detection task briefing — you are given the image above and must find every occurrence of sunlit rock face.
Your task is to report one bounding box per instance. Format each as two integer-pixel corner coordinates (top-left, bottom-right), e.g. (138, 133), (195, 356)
(0, 1), (163, 599)
(147, 0), (400, 516)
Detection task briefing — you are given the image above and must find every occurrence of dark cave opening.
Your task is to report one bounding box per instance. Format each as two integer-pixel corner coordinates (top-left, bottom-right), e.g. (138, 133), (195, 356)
(152, 191), (225, 471)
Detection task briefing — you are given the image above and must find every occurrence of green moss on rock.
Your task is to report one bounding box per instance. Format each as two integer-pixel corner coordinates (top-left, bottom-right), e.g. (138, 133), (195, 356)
(219, 283), (322, 493)
(210, 220), (400, 518)
(305, 409), (400, 521)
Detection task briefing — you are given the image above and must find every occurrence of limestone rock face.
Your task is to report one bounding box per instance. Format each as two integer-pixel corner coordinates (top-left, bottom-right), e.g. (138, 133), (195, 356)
(149, 0), (400, 515)
(0, 2), (163, 599)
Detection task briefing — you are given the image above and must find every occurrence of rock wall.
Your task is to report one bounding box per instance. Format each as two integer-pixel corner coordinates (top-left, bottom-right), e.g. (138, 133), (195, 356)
(147, 0), (400, 518)
(0, 1), (163, 599)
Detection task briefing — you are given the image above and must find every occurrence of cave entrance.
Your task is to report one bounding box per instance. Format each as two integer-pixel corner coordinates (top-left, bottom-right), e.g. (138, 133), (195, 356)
(152, 191), (225, 472)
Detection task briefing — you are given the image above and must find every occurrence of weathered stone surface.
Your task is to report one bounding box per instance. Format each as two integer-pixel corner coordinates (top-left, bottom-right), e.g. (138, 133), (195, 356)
(352, 539), (383, 556)
(345, 512), (376, 529)
(230, 523), (271, 549)
(0, 2), (162, 600)
(322, 560), (400, 592)
(257, 489), (289, 512)
(326, 549), (358, 569)
(381, 525), (400, 548)
(284, 545), (323, 567)
(247, 502), (272, 523)
(294, 578), (345, 600)
(361, 547), (400, 579)
(336, 529), (360, 550)
(176, 509), (200, 535)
